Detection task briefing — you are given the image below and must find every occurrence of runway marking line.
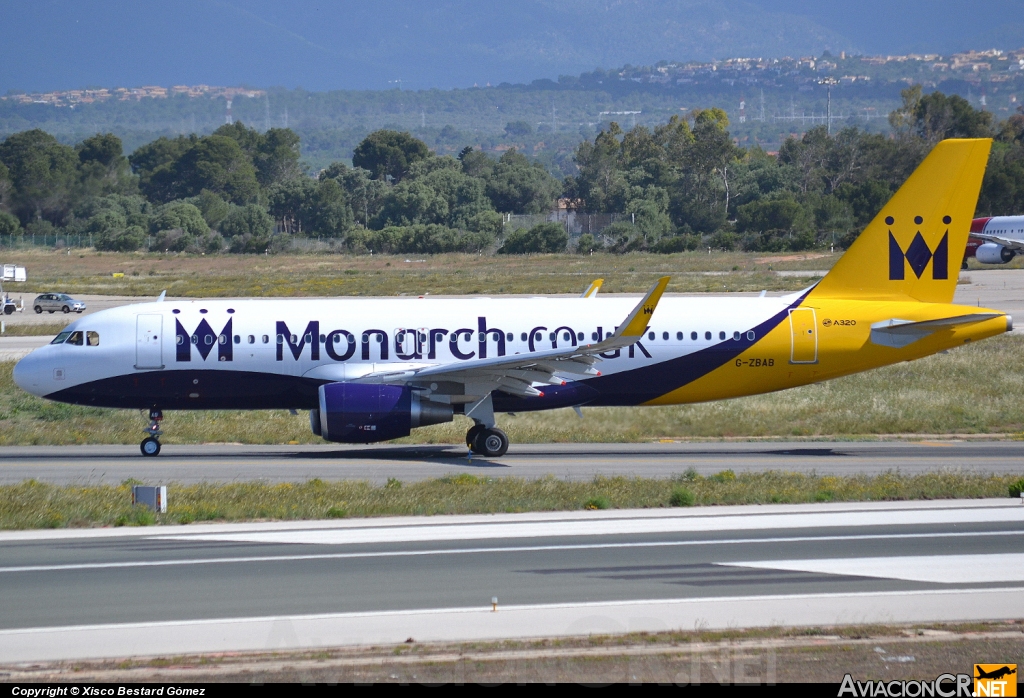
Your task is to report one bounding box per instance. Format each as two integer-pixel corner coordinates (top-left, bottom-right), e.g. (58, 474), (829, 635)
(2, 530), (1021, 574)
(727, 553), (1024, 584)
(2, 586), (1023, 638)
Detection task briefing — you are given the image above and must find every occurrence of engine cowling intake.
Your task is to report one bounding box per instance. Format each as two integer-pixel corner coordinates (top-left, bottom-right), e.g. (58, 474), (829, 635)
(315, 383), (453, 443)
(975, 242), (1016, 264)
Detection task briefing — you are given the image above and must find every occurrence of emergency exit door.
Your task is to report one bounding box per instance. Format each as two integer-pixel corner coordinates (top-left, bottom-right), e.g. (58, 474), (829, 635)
(136, 314), (163, 369)
(788, 308), (818, 364)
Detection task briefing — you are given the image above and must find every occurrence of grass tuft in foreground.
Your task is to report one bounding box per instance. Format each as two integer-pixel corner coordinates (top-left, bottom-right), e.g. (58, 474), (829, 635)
(0, 471), (1020, 530)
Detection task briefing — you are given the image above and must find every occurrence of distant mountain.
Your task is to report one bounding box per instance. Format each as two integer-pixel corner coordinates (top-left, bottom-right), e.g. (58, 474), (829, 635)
(1, 0), (1023, 92)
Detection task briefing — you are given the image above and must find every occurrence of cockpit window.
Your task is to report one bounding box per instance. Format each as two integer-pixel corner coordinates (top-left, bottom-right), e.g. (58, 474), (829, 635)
(51, 331), (72, 345)
(67, 331), (84, 346)
(87, 331), (99, 346)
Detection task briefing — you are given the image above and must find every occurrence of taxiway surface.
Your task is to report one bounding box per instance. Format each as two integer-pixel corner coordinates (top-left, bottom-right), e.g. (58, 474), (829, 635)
(0, 440), (1020, 484)
(0, 499), (1021, 661)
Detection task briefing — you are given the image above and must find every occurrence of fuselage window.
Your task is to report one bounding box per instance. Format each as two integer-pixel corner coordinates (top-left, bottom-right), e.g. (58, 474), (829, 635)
(277, 334), (284, 344)
(218, 334), (227, 345)
(563, 331), (571, 342)
(376, 334), (383, 343)
(51, 331), (72, 345)
(690, 331), (697, 341)
(262, 335), (269, 344)
(576, 332), (584, 341)
(86, 331), (99, 346)
(719, 331), (726, 340)
(591, 331), (599, 341)
(67, 331), (84, 346)
(319, 334), (326, 343)
(507, 333), (514, 342)
(662, 331), (669, 340)
(521, 332), (528, 341)
(647, 331), (655, 340)
(549, 332), (555, 341)
(704, 331), (711, 340)
(206, 335), (215, 345)
(248, 335), (255, 344)
(304, 334), (312, 343)
(733, 331), (740, 341)
(534, 332), (542, 342)
(747, 331), (755, 340)
(333, 334), (341, 343)
(290, 334), (297, 344)
(233, 335), (241, 344)
(676, 331), (683, 340)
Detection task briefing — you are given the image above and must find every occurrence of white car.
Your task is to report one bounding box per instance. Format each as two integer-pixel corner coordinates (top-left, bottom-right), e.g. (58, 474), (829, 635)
(33, 293), (86, 314)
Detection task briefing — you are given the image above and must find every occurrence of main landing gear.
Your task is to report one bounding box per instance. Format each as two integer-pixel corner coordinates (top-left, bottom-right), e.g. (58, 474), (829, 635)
(466, 424), (509, 457)
(141, 409), (163, 457)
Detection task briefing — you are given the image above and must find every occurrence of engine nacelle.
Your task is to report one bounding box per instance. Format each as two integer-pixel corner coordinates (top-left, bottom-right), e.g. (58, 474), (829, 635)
(314, 383), (453, 443)
(975, 242), (1016, 264)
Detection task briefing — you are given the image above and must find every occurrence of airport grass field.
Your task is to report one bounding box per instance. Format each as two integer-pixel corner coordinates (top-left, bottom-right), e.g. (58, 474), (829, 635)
(3, 471), (1021, 529)
(1, 248), (831, 297)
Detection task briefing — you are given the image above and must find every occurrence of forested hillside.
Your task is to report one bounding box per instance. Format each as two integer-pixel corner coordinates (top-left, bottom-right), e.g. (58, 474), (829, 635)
(0, 87), (1021, 257)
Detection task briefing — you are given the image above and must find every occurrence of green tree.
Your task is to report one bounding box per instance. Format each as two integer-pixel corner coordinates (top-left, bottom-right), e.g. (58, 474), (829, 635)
(485, 149), (561, 213)
(129, 135), (197, 203)
(319, 162), (388, 228)
(352, 130), (430, 182)
(96, 225), (145, 252)
(151, 201), (210, 238)
(193, 189), (232, 230)
(213, 122), (302, 188)
(0, 210), (20, 237)
(170, 136), (260, 204)
(77, 133), (135, 199)
(0, 129), (79, 225)
(499, 222), (567, 254)
(220, 204), (274, 239)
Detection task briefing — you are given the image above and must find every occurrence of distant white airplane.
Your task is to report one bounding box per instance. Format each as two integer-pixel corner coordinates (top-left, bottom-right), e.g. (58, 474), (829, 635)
(11, 139), (1012, 458)
(966, 215), (1024, 264)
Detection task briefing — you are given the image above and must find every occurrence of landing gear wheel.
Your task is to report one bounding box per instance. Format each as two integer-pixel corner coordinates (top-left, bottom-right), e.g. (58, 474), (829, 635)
(140, 437), (161, 457)
(472, 428), (509, 457)
(466, 424), (486, 447)
(34, 306), (42, 314)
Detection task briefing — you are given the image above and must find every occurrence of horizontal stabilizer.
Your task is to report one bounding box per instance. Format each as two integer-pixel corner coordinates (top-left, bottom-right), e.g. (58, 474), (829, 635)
(870, 313), (1004, 348)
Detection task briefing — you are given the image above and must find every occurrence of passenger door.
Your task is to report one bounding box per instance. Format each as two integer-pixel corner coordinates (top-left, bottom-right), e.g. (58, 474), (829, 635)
(135, 314), (164, 369)
(788, 308), (818, 364)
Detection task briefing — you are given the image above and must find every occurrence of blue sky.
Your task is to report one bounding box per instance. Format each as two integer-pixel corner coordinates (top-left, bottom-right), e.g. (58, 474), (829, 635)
(1, 1), (1021, 92)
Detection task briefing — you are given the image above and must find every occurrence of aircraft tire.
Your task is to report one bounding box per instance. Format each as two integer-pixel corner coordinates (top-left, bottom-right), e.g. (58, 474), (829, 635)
(473, 428), (508, 458)
(140, 437), (161, 457)
(466, 424), (486, 447)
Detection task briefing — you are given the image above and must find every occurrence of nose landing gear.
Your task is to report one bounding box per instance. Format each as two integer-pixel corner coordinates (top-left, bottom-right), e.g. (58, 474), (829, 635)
(141, 409), (163, 456)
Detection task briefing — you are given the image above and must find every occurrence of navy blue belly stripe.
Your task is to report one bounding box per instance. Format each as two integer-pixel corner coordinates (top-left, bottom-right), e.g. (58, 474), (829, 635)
(581, 289), (812, 406)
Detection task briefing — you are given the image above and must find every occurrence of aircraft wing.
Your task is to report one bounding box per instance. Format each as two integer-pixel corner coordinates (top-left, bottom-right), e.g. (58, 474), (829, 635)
(870, 313), (1004, 348)
(354, 277), (670, 398)
(974, 232), (1024, 250)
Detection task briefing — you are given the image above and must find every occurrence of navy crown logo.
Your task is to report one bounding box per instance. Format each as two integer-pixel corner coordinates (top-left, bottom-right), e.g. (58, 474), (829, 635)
(888, 215), (950, 281)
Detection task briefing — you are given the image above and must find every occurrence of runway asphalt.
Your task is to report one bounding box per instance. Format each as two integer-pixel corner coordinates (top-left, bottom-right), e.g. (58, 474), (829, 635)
(0, 499), (1021, 661)
(0, 440), (1021, 484)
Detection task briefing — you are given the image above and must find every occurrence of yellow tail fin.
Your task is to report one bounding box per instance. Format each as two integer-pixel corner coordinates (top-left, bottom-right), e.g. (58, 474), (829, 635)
(810, 138), (992, 303)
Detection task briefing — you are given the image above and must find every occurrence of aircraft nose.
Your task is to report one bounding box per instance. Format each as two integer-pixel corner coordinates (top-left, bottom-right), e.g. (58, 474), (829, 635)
(12, 351), (51, 397)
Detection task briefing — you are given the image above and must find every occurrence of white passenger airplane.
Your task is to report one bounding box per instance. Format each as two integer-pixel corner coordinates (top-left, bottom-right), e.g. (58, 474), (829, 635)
(12, 139), (1012, 457)
(967, 215), (1024, 264)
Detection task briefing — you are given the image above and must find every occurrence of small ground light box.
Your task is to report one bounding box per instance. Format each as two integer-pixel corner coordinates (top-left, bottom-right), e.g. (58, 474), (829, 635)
(1, 265), (26, 282)
(132, 486), (167, 513)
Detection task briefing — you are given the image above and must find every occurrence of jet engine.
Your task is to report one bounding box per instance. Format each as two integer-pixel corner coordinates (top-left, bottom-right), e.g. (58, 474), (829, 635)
(313, 383), (453, 443)
(975, 242), (1016, 264)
